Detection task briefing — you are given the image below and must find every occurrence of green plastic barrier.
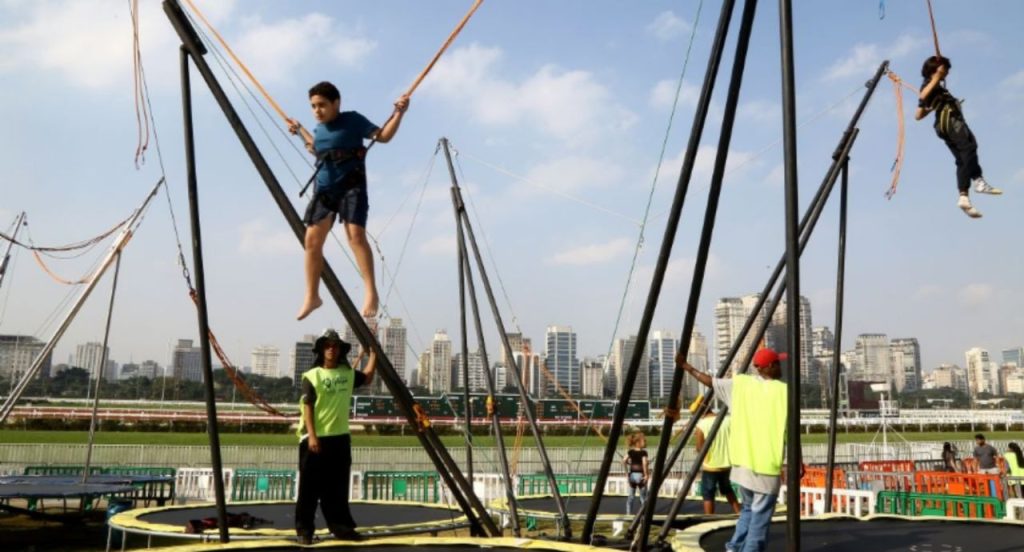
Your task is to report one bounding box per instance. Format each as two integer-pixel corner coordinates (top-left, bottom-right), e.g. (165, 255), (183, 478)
(231, 469), (297, 502)
(362, 471), (441, 503)
(23, 465), (103, 476)
(876, 490), (1005, 519)
(517, 474), (596, 496)
(102, 466), (177, 507)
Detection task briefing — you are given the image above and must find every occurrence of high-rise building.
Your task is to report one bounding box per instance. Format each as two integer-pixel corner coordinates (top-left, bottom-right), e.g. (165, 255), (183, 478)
(75, 342), (114, 381)
(811, 326), (836, 399)
(250, 346), (280, 378)
(1002, 347), (1024, 369)
(998, 364), (1016, 396)
(687, 330), (709, 402)
(493, 362), (507, 391)
(1005, 369), (1024, 395)
(0, 335), (52, 382)
(964, 348), (993, 396)
(290, 335), (317, 388)
(932, 364), (968, 393)
(648, 330), (678, 400)
(544, 326), (579, 395)
(612, 335), (649, 402)
(429, 330), (452, 394)
(140, 360), (160, 379)
(382, 318), (408, 384)
(502, 332), (530, 370)
(119, 362), (139, 380)
(889, 338), (922, 393)
(766, 296), (814, 385)
(452, 351), (486, 391)
(854, 334), (890, 384)
(581, 357), (604, 397)
(512, 350), (541, 396)
(715, 295), (767, 374)
(417, 351), (431, 389)
(172, 339), (202, 382)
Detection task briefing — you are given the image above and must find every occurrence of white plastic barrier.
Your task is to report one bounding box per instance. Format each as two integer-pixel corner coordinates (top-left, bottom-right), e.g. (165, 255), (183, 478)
(1005, 498), (1024, 521)
(174, 467), (234, 503)
(780, 485), (876, 517)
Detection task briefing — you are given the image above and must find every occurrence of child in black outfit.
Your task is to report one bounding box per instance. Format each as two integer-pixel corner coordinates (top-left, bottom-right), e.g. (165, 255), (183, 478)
(915, 55), (1001, 218)
(623, 432), (649, 515)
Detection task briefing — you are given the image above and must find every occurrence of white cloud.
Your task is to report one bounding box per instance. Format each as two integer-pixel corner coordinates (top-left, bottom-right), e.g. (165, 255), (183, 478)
(238, 219), (297, 256)
(958, 283), (993, 308)
(421, 44), (635, 146)
(823, 35), (922, 82)
(649, 79), (701, 110)
(999, 69), (1024, 101)
(548, 238), (632, 266)
(657, 146), (757, 189)
(418, 235), (456, 257)
(913, 284), (944, 301)
(738, 99), (779, 124)
(235, 14), (376, 83)
(1013, 168), (1024, 184)
(646, 11), (691, 42)
(0, 0), (178, 89)
(523, 156), (626, 197)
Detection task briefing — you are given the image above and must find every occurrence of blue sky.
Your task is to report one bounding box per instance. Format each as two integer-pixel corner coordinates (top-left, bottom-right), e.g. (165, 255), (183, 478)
(1, 0), (1022, 380)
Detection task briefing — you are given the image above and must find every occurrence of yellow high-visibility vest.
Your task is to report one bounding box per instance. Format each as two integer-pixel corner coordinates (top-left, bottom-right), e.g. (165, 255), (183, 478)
(728, 374), (787, 475)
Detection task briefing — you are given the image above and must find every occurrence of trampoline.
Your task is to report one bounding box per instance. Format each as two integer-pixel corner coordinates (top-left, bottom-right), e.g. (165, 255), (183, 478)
(146, 536), (620, 551)
(109, 500), (471, 544)
(671, 514), (1024, 552)
(0, 474), (151, 518)
(489, 493), (737, 527)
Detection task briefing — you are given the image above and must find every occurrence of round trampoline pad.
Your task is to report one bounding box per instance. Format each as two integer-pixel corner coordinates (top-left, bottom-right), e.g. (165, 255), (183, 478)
(491, 494), (736, 521)
(153, 536), (622, 551)
(0, 482), (136, 499)
(674, 515), (1024, 552)
(110, 500), (470, 539)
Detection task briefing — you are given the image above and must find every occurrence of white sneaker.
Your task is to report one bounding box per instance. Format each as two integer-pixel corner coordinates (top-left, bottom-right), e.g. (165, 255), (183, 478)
(973, 178), (1002, 195)
(958, 195), (982, 218)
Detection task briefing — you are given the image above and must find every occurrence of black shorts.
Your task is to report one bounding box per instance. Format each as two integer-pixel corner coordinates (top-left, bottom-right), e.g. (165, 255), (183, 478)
(700, 469), (733, 501)
(304, 172), (369, 228)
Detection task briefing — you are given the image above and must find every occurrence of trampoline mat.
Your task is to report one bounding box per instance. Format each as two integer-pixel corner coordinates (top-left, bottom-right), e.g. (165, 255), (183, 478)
(513, 496), (731, 518)
(166, 546), (606, 552)
(0, 474), (172, 486)
(698, 518), (1024, 551)
(0, 482), (136, 499)
(133, 501), (466, 533)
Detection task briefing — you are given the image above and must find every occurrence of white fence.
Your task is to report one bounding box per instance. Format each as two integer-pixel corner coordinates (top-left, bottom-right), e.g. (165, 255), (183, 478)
(780, 485), (876, 517)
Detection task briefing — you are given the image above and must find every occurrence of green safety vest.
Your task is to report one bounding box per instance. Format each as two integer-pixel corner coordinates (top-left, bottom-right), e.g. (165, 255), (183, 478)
(1008, 453), (1023, 477)
(728, 374), (787, 476)
(696, 415), (731, 470)
(296, 364), (357, 440)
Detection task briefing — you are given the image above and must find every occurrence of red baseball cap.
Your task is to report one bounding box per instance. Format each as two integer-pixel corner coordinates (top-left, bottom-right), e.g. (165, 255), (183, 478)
(753, 348), (788, 368)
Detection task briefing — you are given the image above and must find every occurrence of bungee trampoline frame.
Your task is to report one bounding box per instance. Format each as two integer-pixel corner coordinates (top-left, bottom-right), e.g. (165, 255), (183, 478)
(143, 536), (622, 552)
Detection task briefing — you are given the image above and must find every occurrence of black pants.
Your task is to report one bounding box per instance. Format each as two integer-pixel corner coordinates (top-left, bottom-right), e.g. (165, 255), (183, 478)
(295, 434), (356, 538)
(938, 115), (983, 194)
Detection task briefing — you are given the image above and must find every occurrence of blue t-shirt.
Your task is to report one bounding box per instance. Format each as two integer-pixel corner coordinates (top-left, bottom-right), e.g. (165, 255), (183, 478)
(313, 111), (378, 193)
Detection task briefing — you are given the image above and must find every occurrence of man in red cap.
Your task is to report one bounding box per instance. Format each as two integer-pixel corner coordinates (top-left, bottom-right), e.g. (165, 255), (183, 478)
(677, 348), (788, 552)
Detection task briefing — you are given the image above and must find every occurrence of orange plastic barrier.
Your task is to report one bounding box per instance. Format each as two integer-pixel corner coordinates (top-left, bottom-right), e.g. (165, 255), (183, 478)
(961, 457), (1007, 474)
(858, 460), (915, 473)
(914, 471), (1004, 518)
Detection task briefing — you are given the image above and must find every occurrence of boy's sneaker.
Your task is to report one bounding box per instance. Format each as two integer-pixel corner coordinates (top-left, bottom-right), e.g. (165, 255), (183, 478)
(958, 195), (982, 218)
(973, 178), (1002, 195)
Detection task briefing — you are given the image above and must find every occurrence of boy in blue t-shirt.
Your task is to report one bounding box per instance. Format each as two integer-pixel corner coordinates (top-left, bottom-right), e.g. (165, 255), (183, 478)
(289, 81), (409, 321)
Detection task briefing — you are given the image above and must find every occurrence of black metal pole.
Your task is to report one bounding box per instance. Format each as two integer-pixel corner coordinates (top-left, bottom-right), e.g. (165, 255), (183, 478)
(441, 138), (572, 535)
(583, 0), (740, 542)
(824, 158), (849, 511)
(457, 209), (474, 483)
(82, 252), (121, 483)
(180, 47), (229, 543)
(640, 1), (759, 547)
(453, 183), (520, 535)
(653, 128), (859, 541)
(778, 0), (802, 547)
(163, 0), (495, 535)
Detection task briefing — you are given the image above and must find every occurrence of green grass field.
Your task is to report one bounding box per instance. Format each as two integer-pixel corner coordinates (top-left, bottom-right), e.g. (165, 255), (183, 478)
(3, 429), (1023, 447)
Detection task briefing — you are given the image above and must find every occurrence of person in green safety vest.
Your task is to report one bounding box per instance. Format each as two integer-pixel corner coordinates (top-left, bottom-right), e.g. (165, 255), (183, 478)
(678, 348), (787, 552)
(1007, 443), (1024, 498)
(295, 328), (376, 544)
(695, 404), (741, 515)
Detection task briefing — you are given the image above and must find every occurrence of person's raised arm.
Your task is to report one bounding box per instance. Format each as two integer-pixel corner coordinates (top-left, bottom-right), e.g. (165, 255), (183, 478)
(374, 95), (410, 144)
(676, 352), (712, 388)
(362, 349), (377, 384)
(287, 119), (316, 155)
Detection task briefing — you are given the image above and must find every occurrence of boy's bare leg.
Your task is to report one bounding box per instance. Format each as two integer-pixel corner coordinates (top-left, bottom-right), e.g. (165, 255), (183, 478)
(297, 217), (333, 320)
(345, 222), (378, 318)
